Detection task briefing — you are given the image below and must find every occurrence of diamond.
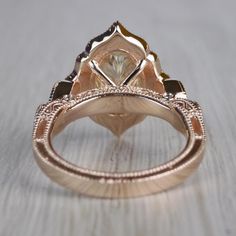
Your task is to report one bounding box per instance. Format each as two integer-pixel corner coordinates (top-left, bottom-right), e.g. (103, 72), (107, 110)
(100, 50), (136, 85)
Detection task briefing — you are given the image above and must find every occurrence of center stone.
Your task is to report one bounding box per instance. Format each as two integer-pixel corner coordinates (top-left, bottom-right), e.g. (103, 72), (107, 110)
(100, 50), (136, 84)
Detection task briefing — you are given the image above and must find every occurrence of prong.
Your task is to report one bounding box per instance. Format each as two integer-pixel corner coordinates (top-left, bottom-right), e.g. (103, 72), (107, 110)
(89, 60), (116, 86)
(121, 59), (147, 85)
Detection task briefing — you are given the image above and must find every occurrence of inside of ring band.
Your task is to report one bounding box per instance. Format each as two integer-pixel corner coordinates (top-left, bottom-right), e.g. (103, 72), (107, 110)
(51, 95), (188, 138)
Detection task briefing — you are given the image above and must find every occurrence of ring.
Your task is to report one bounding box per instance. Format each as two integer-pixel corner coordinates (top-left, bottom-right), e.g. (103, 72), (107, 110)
(32, 21), (206, 198)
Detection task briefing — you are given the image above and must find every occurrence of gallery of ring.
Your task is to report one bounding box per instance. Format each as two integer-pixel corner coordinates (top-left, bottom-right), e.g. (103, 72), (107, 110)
(32, 21), (206, 197)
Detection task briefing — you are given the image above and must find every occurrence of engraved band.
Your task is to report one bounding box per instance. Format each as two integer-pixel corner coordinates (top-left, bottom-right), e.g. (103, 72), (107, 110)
(32, 86), (205, 198)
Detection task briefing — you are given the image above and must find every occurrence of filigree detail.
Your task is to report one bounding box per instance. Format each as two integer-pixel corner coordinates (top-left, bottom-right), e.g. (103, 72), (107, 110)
(170, 99), (206, 139)
(43, 21), (188, 135)
(34, 86), (205, 138)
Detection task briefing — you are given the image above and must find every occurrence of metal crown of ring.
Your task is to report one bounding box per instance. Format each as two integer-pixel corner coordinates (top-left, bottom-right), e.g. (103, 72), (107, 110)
(32, 21), (206, 198)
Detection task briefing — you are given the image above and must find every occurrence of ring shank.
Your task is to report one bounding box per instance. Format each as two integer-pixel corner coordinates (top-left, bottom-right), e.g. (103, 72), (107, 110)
(33, 89), (205, 198)
(52, 95), (186, 137)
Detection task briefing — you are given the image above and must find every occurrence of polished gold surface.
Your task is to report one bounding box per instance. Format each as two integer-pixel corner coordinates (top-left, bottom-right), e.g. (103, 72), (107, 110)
(33, 86), (205, 198)
(50, 21), (186, 135)
(33, 22), (205, 198)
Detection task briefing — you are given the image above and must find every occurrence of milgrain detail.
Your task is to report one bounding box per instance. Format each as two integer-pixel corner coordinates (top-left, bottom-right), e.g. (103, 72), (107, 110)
(33, 86), (205, 140)
(170, 99), (206, 140)
(1, 2), (235, 235)
(32, 86), (205, 198)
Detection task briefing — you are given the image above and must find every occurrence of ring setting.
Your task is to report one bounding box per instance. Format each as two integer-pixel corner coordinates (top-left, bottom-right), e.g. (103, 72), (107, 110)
(32, 21), (206, 198)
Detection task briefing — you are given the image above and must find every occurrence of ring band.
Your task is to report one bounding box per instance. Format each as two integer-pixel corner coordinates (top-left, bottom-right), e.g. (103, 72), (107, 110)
(32, 22), (206, 198)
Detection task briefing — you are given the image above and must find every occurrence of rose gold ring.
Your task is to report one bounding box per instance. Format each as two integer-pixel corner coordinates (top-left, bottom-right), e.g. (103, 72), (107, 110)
(32, 22), (206, 198)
